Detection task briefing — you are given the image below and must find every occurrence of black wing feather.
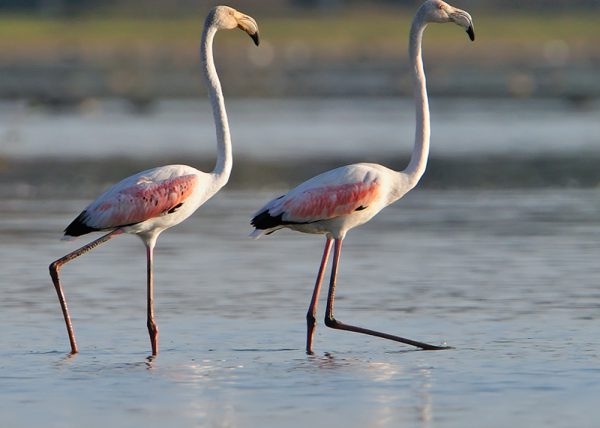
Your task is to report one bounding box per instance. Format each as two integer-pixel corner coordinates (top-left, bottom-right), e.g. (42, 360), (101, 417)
(64, 210), (101, 237)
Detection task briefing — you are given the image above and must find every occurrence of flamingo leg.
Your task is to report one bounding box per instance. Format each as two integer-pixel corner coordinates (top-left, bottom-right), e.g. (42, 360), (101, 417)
(324, 239), (451, 351)
(306, 237), (333, 355)
(146, 243), (159, 356)
(49, 229), (123, 354)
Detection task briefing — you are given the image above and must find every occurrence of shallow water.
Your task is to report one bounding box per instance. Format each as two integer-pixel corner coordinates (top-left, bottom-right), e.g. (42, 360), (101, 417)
(1, 189), (599, 427)
(2, 97), (600, 160)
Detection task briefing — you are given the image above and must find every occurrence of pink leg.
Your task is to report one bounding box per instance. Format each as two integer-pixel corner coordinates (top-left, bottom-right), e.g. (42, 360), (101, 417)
(306, 237), (333, 355)
(324, 239), (451, 351)
(49, 229), (123, 354)
(146, 243), (158, 356)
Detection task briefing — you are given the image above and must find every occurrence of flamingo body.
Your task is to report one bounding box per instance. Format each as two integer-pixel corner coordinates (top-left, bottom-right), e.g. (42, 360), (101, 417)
(64, 165), (217, 239)
(252, 163), (412, 239)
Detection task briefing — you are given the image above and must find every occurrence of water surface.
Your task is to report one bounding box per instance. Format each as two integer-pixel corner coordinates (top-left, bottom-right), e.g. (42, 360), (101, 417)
(1, 97), (599, 426)
(1, 189), (599, 428)
(2, 97), (599, 160)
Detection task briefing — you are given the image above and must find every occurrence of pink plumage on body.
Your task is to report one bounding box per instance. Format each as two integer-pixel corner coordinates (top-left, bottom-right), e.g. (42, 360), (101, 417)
(282, 180), (380, 220)
(83, 173), (199, 230)
(252, 163), (394, 239)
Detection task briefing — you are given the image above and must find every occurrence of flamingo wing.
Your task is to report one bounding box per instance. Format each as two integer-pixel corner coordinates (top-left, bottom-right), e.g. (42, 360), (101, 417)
(65, 173), (198, 237)
(252, 164), (381, 231)
(278, 180), (380, 222)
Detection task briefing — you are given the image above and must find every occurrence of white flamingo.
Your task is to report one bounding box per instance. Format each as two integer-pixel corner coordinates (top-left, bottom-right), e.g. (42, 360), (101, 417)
(49, 6), (259, 356)
(251, 0), (474, 354)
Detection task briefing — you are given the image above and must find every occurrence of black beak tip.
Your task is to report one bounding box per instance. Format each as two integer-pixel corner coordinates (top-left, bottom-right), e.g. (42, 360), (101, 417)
(251, 32), (260, 46)
(466, 26), (475, 41)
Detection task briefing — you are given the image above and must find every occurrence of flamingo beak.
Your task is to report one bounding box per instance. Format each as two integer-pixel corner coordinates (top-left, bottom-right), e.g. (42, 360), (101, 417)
(249, 31), (260, 46)
(236, 14), (260, 46)
(449, 8), (475, 42)
(466, 25), (475, 41)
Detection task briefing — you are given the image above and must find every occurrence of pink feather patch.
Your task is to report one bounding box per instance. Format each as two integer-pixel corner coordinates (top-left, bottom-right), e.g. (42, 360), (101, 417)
(284, 181), (380, 220)
(88, 174), (198, 228)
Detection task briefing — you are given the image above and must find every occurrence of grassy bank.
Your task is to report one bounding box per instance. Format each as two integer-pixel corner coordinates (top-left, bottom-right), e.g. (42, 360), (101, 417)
(1, 10), (599, 61)
(1, 9), (598, 100)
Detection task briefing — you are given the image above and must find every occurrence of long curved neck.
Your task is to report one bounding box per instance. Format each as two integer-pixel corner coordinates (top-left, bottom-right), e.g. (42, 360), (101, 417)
(403, 11), (430, 188)
(201, 23), (232, 187)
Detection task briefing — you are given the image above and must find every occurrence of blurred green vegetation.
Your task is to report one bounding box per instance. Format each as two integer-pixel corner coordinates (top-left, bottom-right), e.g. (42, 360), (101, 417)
(1, 8), (597, 100)
(1, 10), (599, 56)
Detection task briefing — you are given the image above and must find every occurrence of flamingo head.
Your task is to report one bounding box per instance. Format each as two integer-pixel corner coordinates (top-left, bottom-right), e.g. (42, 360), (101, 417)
(209, 6), (260, 46)
(422, 0), (475, 41)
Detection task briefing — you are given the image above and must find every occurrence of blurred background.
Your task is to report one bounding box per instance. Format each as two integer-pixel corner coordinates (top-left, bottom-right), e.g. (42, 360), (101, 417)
(0, 0), (599, 195)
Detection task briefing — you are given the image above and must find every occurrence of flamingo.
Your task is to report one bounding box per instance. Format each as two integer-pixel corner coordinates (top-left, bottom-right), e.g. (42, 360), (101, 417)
(49, 6), (259, 356)
(251, 0), (474, 354)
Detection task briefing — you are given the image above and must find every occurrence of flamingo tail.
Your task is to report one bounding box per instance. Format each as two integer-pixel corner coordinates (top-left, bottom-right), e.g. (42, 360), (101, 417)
(63, 211), (100, 238)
